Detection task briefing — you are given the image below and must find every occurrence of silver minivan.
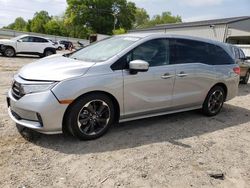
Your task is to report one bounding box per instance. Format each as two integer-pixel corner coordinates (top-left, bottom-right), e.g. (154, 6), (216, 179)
(7, 33), (240, 140)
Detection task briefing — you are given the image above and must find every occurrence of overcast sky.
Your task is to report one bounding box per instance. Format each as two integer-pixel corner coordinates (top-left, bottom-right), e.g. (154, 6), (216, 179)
(0, 0), (249, 28)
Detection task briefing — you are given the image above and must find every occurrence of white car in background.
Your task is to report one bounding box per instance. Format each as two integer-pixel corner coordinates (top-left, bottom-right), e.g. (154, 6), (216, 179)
(0, 35), (56, 57)
(48, 39), (64, 50)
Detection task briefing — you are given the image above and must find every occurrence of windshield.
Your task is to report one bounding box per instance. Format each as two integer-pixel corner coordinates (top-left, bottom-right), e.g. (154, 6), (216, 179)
(11, 35), (27, 41)
(70, 36), (140, 62)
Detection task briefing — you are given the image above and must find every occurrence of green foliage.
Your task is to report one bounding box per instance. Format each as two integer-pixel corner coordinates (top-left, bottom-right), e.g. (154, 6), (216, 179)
(138, 12), (182, 28)
(66, 0), (136, 35)
(30, 11), (51, 33)
(134, 8), (149, 28)
(113, 28), (126, 35)
(4, 17), (27, 31)
(2, 3), (182, 38)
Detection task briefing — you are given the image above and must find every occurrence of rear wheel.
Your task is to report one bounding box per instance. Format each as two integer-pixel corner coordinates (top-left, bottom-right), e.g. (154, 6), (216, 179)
(242, 71), (250, 84)
(202, 86), (225, 116)
(65, 94), (115, 140)
(4, 47), (15, 57)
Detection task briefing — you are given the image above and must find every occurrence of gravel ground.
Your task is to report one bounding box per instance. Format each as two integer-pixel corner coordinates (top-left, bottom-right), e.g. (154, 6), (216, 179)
(0, 54), (250, 188)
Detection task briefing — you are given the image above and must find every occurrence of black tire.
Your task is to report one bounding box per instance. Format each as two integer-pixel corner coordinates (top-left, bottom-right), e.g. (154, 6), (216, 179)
(44, 49), (54, 57)
(58, 46), (62, 51)
(4, 47), (16, 57)
(242, 71), (250, 84)
(202, 86), (225, 116)
(65, 93), (115, 140)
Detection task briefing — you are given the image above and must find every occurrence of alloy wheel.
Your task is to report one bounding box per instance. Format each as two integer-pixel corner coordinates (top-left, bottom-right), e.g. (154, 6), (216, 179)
(77, 100), (110, 136)
(208, 90), (224, 114)
(5, 49), (14, 57)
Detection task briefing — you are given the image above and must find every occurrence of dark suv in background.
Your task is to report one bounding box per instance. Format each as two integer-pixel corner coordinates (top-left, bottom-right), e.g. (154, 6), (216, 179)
(59, 40), (74, 50)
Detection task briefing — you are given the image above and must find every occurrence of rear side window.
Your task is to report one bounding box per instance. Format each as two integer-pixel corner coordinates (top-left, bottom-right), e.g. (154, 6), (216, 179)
(173, 39), (209, 64)
(33, 37), (48, 43)
(172, 39), (234, 65)
(239, 49), (245, 59)
(207, 45), (234, 64)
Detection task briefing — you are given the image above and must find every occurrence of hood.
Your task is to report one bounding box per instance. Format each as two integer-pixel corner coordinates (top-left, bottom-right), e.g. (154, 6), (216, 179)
(19, 54), (95, 81)
(0, 39), (12, 44)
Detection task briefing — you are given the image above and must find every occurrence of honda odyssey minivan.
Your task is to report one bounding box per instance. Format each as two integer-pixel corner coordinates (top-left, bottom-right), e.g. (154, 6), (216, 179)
(7, 33), (240, 140)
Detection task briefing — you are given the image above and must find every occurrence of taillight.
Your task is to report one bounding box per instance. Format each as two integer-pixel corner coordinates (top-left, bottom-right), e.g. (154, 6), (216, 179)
(233, 67), (240, 75)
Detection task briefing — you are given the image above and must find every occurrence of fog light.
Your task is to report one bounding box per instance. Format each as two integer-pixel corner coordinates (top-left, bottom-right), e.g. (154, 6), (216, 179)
(36, 113), (43, 127)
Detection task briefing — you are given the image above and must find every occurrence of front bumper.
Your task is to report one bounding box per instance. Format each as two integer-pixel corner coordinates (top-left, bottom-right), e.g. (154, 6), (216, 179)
(7, 89), (68, 134)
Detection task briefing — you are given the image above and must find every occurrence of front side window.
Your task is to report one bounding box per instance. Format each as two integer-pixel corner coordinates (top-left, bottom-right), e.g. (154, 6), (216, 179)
(132, 39), (169, 67)
(20, 36), (32, 42)
(70, 36), (140, 62)
(111, 39), (170, 70)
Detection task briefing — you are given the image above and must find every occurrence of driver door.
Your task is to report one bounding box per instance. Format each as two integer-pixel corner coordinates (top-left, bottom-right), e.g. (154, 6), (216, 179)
(16, 36), (34, 53)
(122, 38), (176, 119)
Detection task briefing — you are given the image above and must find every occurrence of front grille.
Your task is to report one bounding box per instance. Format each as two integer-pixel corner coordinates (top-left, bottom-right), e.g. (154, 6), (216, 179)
(12, 81), (24, 100)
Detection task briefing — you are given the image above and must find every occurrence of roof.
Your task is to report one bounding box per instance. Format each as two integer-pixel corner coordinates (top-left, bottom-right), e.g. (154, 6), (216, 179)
(121, 33), (228, 48)
(130, 16), (250, 32)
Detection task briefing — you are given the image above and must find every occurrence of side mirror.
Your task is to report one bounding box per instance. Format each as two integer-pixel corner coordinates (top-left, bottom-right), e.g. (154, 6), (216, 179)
(17, 40), (22, 42)
(129, 60), (149, 74)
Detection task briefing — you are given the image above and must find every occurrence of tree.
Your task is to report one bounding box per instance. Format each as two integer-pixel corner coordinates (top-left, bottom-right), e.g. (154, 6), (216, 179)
(113, 27), (126, 35)
(133, 8), (149, 28)
(66, 0), (136, 35)
(4, 17), (27, 31)
(45, 17), (63, 35)
(30, 11), (51, 33)
(141, 12), (182, 28)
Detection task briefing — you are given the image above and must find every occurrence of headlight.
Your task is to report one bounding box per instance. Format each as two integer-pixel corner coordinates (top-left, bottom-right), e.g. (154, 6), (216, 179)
(20, 82), (57, 95)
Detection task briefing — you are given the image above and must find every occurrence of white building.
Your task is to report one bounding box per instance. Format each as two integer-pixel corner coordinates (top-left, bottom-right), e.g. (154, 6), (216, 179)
(129, 16), (250, 45)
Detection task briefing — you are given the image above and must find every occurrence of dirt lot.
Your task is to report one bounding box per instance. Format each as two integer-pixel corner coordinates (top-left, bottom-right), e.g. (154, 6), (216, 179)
(0, 54), (250, 188)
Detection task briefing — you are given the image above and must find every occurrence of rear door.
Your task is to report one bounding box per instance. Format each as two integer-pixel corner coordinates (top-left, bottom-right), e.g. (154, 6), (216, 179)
(171, 39), (216, 109)
(32, 37), (50, 53)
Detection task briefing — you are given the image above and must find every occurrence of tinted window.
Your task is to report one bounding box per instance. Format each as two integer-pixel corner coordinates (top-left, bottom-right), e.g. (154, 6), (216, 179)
(207, 44), (234, 65)
(172, 39), (234, 65)
(111, 39), (169, 70)
(173, 39), (209, 64)
(33, 37), (48, 43)
(132, 39), (169, 67)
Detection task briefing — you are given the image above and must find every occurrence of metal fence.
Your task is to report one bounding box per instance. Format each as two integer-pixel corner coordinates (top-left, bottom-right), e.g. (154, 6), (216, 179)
(0, 28), (89, 46)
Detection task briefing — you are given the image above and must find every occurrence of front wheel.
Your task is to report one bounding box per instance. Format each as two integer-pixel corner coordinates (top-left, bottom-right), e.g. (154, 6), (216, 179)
(65, 94), (115, 140)
(4, 47), (16, 57)
(202, 86), (225, 116)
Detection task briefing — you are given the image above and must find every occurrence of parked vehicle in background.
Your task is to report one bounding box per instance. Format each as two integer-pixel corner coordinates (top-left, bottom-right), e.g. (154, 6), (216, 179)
(58, 40), (74, 50)
(231, 45), (250, 84)
(7, 33), (239, 140)
(0, 35), (56, 57)
(48, 40), (64, 50)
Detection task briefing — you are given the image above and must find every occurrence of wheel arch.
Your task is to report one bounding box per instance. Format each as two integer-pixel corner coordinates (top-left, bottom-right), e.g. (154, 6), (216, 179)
(209, 83), (228, 101)
(62, 90), (120, 134)
(3, 45), (16, 53)
(44, 47), (56, 54)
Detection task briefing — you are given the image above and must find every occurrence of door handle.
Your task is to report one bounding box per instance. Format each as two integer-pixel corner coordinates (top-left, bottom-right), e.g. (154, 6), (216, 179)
(177, 71), (188, 77)
(161, 73), (174, 79)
